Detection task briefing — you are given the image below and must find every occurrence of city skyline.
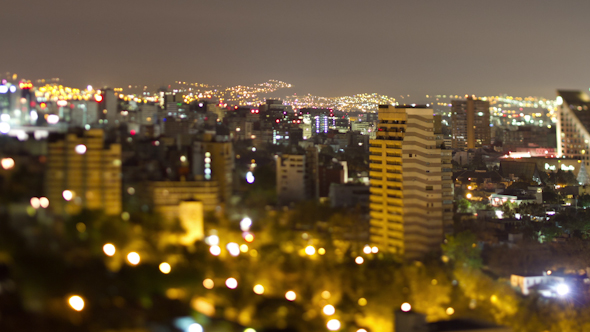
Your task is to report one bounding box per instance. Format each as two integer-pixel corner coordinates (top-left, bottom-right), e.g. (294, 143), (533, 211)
(2, 0), (590, 99)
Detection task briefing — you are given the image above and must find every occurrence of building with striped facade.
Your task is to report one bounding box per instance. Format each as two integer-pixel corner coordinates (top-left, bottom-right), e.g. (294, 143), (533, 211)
(369, 105), (453, 259)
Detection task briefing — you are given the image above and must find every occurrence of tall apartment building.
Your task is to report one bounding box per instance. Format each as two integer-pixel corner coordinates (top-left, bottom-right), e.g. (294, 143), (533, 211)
(556, 90), (590, 167)
(45, 129), (121, 215)
(369, 105), (453, 258)
(192, 135), (234, 203)
(451, 97), (490, 149)
(276, 147), (319, 205)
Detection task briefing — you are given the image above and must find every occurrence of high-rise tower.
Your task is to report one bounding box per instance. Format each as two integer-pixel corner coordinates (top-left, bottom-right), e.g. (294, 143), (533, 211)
(369, 105), (452, 258)
(451, 97), (490, 150)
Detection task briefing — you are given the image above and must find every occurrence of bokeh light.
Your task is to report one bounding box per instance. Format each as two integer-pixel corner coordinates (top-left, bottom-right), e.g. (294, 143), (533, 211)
(285, 291), (296, 301)
(226, 278), (238, 289)
(68, 295), (85, 311)
(103, 243), (116, 256)
(127, 252), (140, 265)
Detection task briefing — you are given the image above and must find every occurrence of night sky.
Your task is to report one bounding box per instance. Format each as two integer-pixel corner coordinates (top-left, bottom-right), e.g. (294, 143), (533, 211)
(2, 0), (590, 99)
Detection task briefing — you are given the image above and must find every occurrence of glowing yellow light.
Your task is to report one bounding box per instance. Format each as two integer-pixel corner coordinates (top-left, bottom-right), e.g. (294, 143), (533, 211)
(159, 262), (171, 274)
(371, 246), (378, 253)
(1, 158), (14, 170)
(244, 329), (256, 332)
(240, 244), (249, 253)
(103, 243), (116, 256)
(490, 295), (498, 303)
(62, 190), (74, 201)
(446, 307), (455, 315)
(203, 278), (214, 289)
(401, 302), (411, 312)
(30, 197), (40, 209)
(210, 245), (221, 256)
(358, 298), (367, 306)
(68, 295), (85, 311)
(39, 197), (49, 208)
(244, 233), (254, 242)
(326, 319), (341, 331)
(285, 291), (296, 301)
(127, 252), (140, 265)
(357, 329), (368, 332)
(318, 248), (326, 255)
(226, 278), (238, 289)
(305, 245), (316, 256)
(466, 193), (472, 199)
(363, 245), (372, 254)
(321, 290), (331, 299)
(355, 256), (364, 264)
(323, 304), (335, 316)
(253, 284), (265, 295)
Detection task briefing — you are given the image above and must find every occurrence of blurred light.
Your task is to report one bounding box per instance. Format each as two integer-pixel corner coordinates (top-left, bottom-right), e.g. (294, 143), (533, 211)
(305, 245), (316, 256)
(127, 252), (140, 265)
(30, 197), (40, 209)
(30, 111), (38, 122)
(0, 86), (7, 94)
(253, 284), (264, 295)
(210, 245), (221, 256)
(159, 262), (171, 274)
(207, 235), (219, 246)
(357, 329), (368, 332)
(187, 323), (203, 332)
(103, 243), (116, 256)
(323, 304), (335, 316)
(75, 144), (87, 154)
(0, 114), (10, 122)
(371, 246), (379, 254)
(363, 245), (372, 254)
(94, 94), (103, 102)
(47, 114), (59, 124)
(321, 291), (331, 299)
(358, 298), (367, 306)
(39, 197), (49, 208)
(1, 158), (14, 169)
(180, 155), (187, 162)
(401, 302), (411, 312)
(556, 283), (570, 296)
(68, 295), (85, 311)
(446, 307), (455, 315)
(285, 291), (296, 301)
(0, 122), (10, 134)
(203, 279), (214, 289)
(87, 85), (93, 91)
(240, 244), (249, 253)
(547, 270), (552, 275)
(246, 171), (255, 184)
(76, 222), (86, 233)
(466, 193), (472, 199)
(244, 329), (256, 332)
(244, 232), (254, 242)
(226, 278), (238, 289)
(318, 248), (326, 255)
(62, 190), (74, 201)
(355, 256), (364, 264)
(326, 319), (341, 331)
(9, 85), (15, 93)
(227, 242), (240, 256)
(240, 217), (252, 231)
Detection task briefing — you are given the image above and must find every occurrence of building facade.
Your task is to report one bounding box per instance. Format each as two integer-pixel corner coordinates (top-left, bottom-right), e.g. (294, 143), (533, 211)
(369, 105), (452, 258)
(45, 129), (121, 215)
(451, 97), (490, 149)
